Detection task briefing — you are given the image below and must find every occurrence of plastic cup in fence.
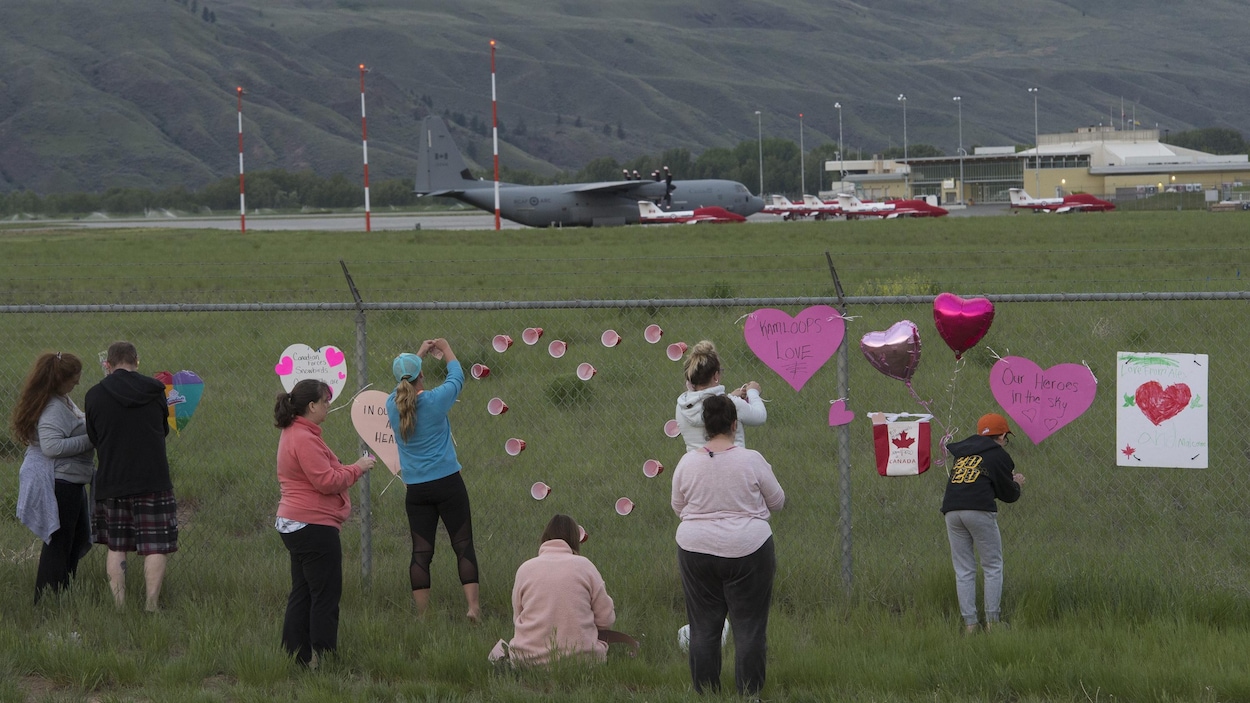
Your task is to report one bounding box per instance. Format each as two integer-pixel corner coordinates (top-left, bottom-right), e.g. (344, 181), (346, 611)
(492, 335), (513, 353)
(576, 363), (597, 381)
(505, 437), (527, 456)
(578, 525), (589, 543)
(643, 459), (664, 478)
(615, 497), (634, 515)
(644, 324), (663, 344)
(471, 363), (490, 379)
(487, 397), (508, 415)
(667, 342), (688, 361)
(601, 329), (622, 347)
(530, 482), (551, 500)
(522, 327), (544, 345)
(664, 419), (681, 438)
(548, 340), (567, 358)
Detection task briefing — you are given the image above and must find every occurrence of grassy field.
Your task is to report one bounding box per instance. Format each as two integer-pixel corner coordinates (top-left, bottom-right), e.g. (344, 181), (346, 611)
(2, 212), (1250, 702)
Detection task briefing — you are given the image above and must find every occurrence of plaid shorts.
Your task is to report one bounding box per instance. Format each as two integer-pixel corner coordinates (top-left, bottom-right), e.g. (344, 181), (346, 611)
(92, 490), (179, 555)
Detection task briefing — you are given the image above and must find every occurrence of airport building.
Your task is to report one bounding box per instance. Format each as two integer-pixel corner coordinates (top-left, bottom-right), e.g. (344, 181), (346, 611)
(824, 127), (1250, 204)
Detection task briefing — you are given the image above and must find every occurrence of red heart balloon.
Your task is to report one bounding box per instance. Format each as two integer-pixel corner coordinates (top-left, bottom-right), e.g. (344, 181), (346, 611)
(933, 293), (995, 360)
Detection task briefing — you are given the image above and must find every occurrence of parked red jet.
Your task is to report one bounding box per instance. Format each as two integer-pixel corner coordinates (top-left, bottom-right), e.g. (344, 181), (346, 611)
(637, 201), (747, 224)
(1009, 188), (1116, 213)
(836, 193), (949, 219)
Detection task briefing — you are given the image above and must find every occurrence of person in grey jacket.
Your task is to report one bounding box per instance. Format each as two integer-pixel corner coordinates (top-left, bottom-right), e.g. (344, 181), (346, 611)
(674, 340), (767, 453)
(10, 352), (95, 603)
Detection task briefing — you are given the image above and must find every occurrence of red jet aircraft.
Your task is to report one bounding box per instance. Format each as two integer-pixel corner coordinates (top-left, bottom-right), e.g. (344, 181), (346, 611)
(1009, 188), (1116, 213)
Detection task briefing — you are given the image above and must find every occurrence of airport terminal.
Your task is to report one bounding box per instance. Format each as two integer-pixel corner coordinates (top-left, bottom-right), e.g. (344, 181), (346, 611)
(825, 126), (1250, 204)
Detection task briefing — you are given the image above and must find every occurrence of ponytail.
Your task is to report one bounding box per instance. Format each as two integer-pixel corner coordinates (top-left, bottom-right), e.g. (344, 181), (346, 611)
(395, 378), (419, 441)
(274, 379), (330, 428)
(684, 340), (721, 388)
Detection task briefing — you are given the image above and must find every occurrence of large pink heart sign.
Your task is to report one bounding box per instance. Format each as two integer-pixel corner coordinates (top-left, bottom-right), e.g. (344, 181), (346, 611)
(933, 293), (995, 360)
(744, 306), (845, 392)
(350, 390), (401, 476)
(276, 343), (348, 404)
(990, 356), (1097, 444)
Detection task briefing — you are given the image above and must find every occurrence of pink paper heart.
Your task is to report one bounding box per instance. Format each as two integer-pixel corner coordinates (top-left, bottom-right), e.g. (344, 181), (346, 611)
(860, 320), (921, 383)
(743, 306), (845, 392)
(933, 293), (995, 360)
(325, 347), (346, 367)
(828, 400), (854, 426)
(990, 356), (1097, 444)
(350, 390), (401, 476)
(274, 356), (294, 376)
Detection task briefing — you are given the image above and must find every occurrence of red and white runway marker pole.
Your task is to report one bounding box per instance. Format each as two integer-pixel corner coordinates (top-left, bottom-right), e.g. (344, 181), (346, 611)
(359, 63), (372, 232)
(236, 86), (246, 233)
(490, 39), (500, 231)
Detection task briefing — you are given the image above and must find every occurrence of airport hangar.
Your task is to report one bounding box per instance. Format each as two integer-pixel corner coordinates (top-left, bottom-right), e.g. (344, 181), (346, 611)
(823, 126), (1250, 204)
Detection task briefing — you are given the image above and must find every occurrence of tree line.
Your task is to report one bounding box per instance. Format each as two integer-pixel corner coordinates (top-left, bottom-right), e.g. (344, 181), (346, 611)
(1, 128), (1241, 218)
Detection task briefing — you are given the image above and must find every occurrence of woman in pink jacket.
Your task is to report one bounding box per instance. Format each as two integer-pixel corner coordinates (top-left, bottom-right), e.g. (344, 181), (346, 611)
(274, 379), (375, 667)
(508, 514), (616, 664)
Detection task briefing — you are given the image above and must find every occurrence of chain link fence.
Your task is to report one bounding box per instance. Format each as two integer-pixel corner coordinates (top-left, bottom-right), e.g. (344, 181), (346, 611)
(2, 291), (1248, 612)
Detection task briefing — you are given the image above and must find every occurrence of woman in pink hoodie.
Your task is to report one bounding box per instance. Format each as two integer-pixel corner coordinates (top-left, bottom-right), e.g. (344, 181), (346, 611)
(274, 379), (375, 667)
(508, 514), (616, 664)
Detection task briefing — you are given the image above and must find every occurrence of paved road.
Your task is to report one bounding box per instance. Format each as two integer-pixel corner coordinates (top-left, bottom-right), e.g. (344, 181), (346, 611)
(25, 203), (1010, 232)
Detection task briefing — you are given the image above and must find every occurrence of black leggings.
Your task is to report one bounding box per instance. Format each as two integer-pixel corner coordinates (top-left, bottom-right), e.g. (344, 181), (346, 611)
(404, 472), (479, 591)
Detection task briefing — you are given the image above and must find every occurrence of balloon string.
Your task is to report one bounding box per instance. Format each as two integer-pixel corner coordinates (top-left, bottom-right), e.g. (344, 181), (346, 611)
(328, 382), (375, 414)
(379, 473), (399, 496)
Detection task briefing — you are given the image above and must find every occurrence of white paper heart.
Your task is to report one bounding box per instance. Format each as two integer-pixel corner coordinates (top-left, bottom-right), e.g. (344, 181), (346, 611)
(276, 343), (348, 403)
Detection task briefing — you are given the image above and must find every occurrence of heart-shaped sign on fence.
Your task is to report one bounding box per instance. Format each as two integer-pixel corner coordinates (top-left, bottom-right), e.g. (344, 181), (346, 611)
(743, 306), (845, 392)
(155, 370), (204, 434)
(275, 344), (348, 403)
(989, 356), (1097, 444)
(350, 390), (401, 476)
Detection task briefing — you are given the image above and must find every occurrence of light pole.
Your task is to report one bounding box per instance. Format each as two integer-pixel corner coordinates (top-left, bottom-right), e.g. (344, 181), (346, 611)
(359, 64), (372, 232)
(897, 93), (908, 196)
(834, 101), (844, 181)
(799, 112), (805, 196)
(953, 96), (964, 205)
(1029, 87), (1040, 194)
(755, 110), (764, 197)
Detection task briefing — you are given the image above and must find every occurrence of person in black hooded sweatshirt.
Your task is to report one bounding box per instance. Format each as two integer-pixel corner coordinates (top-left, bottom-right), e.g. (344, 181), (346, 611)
(940, 413), (1025, 634)
(86, 341), (177, 612)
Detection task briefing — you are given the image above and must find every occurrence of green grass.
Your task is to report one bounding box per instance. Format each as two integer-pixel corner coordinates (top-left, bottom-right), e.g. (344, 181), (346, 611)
(1, 212), (1249, 701)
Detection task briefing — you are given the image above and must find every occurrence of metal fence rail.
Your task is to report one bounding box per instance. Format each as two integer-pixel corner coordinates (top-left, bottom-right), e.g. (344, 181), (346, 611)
(2, 292), (1247, 608)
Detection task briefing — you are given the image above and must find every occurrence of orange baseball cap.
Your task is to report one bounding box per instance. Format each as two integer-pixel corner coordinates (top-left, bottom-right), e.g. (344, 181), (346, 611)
(977, 413), (1012, 437)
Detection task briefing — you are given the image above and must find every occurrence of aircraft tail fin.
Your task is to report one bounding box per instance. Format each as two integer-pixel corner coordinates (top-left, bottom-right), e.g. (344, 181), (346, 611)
(802, 194), (823, 206)
(638, 201), (664, 218)
(1008, 188), (1031, 205)
(414, 116), (485, 195)
(836, 193), (862, 208)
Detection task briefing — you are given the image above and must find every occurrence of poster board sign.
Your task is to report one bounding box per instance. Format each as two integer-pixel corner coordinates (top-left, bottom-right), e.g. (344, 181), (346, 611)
(1116, 352), (1208, 469)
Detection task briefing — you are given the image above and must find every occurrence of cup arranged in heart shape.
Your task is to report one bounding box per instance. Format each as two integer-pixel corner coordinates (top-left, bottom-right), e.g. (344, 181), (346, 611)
(275, 343), (347, 403)
(349, 390), (401, 476)
(743, 305), (845, 392)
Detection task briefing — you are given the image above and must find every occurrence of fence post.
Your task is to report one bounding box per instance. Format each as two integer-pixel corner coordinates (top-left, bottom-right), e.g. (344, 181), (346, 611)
(341, 261), (372, 590)
(827, 254), (853, 595)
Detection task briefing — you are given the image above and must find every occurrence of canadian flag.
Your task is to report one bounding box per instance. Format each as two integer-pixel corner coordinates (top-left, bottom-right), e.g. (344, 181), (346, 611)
(873, 419), (931, 476)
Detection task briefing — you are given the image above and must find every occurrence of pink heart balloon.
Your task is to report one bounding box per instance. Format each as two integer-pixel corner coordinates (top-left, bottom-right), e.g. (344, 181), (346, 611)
(860, 320), (921, 383)
(933, 293), (995, 360)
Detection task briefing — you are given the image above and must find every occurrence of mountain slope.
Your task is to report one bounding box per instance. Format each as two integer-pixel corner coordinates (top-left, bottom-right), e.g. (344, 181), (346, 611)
(1, 0), (1247, 193)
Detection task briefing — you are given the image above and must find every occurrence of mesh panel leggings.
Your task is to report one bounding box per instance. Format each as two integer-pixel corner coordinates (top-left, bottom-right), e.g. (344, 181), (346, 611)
(404, 472), (479, 591)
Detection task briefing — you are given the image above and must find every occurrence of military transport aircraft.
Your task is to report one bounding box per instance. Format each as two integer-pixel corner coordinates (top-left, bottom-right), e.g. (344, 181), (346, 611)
(1008, 188), (1116, 213)
(413, 116), (765, 227)
(637, 201), (747, 224)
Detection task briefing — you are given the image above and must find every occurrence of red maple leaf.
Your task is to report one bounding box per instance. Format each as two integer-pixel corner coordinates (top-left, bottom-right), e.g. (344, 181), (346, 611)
(892, 430), (916, 449)
(1121, 445), (1136, 458)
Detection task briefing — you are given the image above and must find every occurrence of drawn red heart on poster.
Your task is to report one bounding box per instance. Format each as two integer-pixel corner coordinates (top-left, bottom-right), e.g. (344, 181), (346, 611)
(744, 306), (844, 392)
(989, 356), (1097, 444)
(1135, 381), (1191, 426)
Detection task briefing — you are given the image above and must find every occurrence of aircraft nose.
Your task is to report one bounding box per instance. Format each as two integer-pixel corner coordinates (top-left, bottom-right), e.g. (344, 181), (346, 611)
(745, 195), (766, 216)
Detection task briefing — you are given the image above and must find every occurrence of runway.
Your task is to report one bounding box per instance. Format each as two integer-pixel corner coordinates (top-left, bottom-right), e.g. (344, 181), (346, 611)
(28, 204), (1008, 232)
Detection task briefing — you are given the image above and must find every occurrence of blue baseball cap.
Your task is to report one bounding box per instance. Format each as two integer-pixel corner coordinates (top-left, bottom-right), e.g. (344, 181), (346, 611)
(392, 353), (422, 383)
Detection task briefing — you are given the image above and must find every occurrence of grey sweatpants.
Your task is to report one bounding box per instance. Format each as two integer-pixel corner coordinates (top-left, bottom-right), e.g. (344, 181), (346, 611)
(944, 510), (1003, 626)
